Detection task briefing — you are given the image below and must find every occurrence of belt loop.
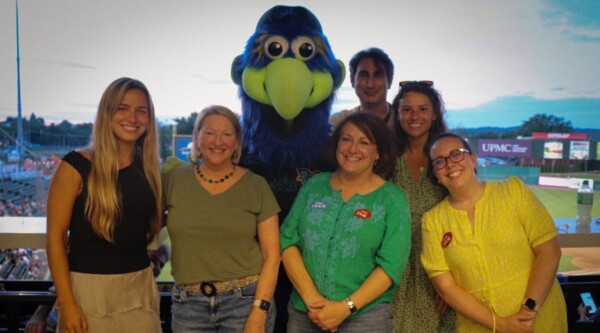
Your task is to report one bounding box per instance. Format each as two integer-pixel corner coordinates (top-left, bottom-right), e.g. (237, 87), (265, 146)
(232, 279), (240, 292)
(176, 285), (188, 301)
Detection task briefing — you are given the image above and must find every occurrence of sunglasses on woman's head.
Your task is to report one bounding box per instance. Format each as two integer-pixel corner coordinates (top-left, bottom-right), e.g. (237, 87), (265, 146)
(399, 80), (434, 88)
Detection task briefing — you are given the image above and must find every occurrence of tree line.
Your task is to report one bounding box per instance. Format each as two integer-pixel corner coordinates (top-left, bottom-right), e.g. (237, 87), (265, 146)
(0, 112), (574, 160)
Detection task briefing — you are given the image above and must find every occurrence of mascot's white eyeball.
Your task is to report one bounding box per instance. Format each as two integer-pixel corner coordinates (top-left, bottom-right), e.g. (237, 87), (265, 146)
(264, 35), (289, 59)
(291, 36), (316, 61)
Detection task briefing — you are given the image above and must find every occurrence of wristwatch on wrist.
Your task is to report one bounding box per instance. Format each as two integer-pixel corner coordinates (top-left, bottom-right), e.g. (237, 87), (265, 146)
(345, 297), (357, 314)
(253, 299), (271, 312)
(523, 298), (539, 312)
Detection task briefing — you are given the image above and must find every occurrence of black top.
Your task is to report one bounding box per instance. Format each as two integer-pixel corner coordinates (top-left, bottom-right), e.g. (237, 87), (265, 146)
(63, 151), (155, 274)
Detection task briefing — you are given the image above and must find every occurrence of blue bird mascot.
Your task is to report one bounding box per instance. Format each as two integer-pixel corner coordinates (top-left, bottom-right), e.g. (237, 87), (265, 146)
(231, 5), (345, 331)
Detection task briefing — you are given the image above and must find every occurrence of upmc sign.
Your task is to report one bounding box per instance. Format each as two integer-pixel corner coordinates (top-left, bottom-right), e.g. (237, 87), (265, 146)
(478, 140), (532, 157)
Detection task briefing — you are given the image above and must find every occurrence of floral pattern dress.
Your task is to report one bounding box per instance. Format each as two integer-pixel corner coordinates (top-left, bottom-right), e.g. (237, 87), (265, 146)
(391, 156), (456, 332)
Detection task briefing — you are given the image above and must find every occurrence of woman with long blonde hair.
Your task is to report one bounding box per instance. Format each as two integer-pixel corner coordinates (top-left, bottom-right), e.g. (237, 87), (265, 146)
(47, 77), (162, 332)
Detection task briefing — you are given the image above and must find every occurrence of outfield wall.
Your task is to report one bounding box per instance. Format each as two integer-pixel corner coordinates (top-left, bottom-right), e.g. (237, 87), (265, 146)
(478, 166), (540, 184)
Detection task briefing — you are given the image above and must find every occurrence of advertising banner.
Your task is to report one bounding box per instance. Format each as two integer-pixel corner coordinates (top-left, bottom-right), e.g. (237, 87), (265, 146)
(173, 135), (193, 162)
(478, 140), (531, 157)
(543, 141), (563, 159)
(569, 141), (590, 160)
(532, 132), (587, 140)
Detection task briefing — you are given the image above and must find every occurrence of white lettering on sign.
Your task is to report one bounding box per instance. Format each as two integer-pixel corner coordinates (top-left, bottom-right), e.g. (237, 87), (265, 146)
(547, 133), (570, 139)
(481, 144), (528, 153)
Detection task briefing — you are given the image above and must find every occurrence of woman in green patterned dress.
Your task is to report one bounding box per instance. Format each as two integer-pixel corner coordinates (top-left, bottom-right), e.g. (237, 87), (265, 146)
(390, 81), (455, 332)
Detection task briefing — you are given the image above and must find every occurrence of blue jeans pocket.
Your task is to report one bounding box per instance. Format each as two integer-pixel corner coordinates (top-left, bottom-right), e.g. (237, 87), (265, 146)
(239, 281), (258, 299)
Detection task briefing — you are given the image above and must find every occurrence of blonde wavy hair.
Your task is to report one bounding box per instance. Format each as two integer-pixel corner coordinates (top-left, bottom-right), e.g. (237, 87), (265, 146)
(85, 77), (162, 243)
(191, 105), (243, 164)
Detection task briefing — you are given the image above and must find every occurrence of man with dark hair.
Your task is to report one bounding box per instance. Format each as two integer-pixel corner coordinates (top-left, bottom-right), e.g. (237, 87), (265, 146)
(331, 47), (395, 129)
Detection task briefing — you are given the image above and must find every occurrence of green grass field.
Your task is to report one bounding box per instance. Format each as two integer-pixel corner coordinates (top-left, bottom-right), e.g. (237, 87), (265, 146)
(527, 180), (600, 275)
(528, 185), (600, 218)
(558, 253), (581, 272)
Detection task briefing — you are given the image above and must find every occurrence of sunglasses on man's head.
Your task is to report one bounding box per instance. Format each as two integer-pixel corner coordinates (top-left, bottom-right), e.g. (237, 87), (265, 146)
(399, 80), (434, 88)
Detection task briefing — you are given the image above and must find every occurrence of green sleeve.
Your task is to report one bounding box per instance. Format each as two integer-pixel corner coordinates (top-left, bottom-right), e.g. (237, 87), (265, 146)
(279, 180), (311, 252)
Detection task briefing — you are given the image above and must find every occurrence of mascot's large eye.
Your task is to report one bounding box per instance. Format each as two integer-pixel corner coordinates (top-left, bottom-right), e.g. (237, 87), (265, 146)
(291, 36), (316, 61)
(264, 35), (289, 59)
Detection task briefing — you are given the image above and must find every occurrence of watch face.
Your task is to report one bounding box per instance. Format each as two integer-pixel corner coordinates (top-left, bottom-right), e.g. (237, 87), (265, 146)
(259, 300), (271, 311)
(525, 298), (536, 310)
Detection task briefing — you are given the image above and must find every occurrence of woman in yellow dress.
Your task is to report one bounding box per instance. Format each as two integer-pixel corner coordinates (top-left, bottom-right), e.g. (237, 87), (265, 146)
(421, 133), (567, 333)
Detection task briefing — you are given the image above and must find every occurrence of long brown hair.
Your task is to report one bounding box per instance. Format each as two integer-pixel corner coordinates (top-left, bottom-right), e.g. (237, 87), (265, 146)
(392, 83), (448, 156)
(86, 77), (161, 243)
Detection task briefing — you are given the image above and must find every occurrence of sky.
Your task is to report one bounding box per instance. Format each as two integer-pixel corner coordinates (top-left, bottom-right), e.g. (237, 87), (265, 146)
(1, 0), (600, 130)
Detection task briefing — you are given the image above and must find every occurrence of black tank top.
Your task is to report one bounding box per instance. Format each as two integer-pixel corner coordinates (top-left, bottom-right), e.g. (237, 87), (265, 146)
(63, 151), (155, 274)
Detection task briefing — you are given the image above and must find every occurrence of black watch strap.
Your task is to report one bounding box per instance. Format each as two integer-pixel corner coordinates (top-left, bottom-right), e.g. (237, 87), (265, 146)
(523, 298), (538, 312)
(253, 299), (271, 311)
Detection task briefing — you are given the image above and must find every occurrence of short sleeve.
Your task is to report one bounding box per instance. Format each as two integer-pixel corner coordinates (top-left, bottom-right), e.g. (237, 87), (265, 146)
(421, 206), (451, 278)
(511, 177), (557, 248)
(254, 174), (281, 223)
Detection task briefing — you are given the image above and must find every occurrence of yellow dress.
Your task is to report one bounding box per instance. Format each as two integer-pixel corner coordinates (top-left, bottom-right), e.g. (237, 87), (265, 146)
(421, 177), (567, 332)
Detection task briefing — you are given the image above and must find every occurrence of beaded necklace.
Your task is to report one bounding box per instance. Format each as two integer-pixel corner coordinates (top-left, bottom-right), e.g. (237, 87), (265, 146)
(194, 163), (236, 184)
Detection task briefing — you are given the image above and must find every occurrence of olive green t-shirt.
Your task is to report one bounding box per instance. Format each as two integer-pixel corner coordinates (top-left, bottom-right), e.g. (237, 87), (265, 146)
(163, 164), (280, 284)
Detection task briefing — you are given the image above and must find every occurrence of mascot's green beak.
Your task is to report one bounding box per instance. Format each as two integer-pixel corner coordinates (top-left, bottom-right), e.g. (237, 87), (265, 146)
(242, 58), (334, 120)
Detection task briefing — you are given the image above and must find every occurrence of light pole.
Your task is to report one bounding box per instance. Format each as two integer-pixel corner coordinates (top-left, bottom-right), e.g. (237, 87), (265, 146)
(15, 0), (24, 167)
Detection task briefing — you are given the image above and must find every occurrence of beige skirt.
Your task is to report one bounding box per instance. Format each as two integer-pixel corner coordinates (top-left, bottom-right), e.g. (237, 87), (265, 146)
(58, 266), (161, 333)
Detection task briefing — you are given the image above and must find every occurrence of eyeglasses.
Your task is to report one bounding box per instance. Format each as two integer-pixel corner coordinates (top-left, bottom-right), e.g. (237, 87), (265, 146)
(431, 148), (471, 170)
(399, 80), (434, 88)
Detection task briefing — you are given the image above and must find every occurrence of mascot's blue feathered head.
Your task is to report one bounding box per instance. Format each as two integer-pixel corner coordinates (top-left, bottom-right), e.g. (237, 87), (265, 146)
(231, 5), (345, 171)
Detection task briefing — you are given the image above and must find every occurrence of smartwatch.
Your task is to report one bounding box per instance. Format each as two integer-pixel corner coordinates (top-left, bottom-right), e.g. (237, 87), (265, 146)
(345, 297), (357, 314)
(253, 299), (271, 312)
(523, 298), (539, 312)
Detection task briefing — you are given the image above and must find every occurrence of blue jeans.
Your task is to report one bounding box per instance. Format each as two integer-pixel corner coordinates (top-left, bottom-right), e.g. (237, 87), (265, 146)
(287, 301), (392, 333)
(171, 281), (276, 332)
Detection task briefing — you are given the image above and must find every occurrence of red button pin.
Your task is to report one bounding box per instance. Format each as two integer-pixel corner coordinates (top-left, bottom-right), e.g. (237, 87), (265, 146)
(354, 208), (372, 219)
(441, 232), (453, 248)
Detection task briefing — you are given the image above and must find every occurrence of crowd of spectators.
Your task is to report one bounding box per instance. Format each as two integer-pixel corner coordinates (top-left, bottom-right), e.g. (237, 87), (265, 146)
(0, 155), (59, 217)
(1, 159), (56, 282)
(0, 248), (49, 280)
(0, 198), (43, 217)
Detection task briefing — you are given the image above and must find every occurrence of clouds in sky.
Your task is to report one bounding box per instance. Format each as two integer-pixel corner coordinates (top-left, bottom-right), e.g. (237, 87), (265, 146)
(0, 0), (598, 129)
